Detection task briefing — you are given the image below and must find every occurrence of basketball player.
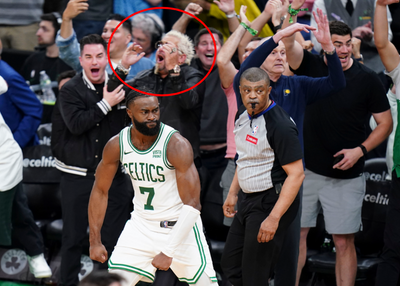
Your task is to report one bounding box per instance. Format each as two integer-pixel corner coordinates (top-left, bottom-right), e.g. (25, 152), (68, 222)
(88, 89), (218, 286)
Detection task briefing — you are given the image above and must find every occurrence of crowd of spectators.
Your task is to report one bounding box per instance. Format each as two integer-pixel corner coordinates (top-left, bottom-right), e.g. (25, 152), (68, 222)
(1, 0), (400, 285)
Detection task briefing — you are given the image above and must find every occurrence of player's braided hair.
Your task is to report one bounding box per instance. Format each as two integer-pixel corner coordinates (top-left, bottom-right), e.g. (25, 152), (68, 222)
(125, 88), (155, 109)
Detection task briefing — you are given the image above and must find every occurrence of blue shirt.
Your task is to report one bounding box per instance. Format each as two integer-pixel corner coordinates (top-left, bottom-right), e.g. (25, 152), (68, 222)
(56, 31), (154, 80)
(0, 60), (42, 148)
(234, 37), (346, 149)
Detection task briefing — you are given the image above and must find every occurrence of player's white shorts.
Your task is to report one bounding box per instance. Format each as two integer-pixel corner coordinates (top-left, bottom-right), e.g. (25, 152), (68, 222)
(108, 213), (217, 284)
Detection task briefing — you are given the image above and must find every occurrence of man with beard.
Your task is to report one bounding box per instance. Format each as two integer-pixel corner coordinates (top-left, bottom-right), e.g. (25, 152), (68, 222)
(21, 13), (72, 123)
(88, 89), (218, 286)
(52, 34), (133, 286)
(108, 30), (205, 171)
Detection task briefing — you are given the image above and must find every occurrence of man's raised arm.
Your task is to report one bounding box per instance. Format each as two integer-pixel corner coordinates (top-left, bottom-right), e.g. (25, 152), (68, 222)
(280, 0), (307, 70)
(217, 5), (249, 89)
(56, 0), (88, 71)
(171, 3), (203, 34)
(374, 0), (400, 72)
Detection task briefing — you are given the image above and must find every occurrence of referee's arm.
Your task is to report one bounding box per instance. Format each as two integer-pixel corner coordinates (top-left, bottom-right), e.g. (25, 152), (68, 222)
(257, 159), (305, 243)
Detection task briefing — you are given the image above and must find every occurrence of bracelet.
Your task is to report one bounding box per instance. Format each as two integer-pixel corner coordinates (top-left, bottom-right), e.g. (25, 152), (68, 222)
(359, 144), (368, 157)
(287, 4), (309, 24)
(354, 54), (364, 62)
(226, 11), (237, 19)
(324, 48), (336, 55)
(117, 60), (130, 75)
(240, 22), (258, 36)
(273, 23), (282, 33)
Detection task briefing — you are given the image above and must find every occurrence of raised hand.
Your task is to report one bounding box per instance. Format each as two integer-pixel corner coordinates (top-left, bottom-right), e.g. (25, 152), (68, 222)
(312, 8), (334, 51)
(271, 0), (284, 26)
(239, 5), (250, 26)
(274, 22), (316, 42)
(184, 3), (203, 17)
(120, 43), (146, 69)
(351, 37), (362, 59)
(290, 0), (306, 10)
(353, 22), (373, 41)
(214, 0), (235, 14)
(192, 0), (211, 11)
(377, 0), (399, 5)
(63, 0), (88, 21)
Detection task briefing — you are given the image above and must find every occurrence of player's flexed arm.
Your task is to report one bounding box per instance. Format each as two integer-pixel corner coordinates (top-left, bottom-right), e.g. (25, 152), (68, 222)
(151, 133), (201, 270)
(88, 135), (120, 263)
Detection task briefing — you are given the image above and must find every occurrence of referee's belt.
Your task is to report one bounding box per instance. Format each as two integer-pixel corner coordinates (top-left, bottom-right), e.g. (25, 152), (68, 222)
(160, 221), (177, 228)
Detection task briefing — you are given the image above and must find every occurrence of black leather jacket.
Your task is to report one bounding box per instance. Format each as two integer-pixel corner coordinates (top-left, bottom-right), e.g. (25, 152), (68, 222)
(108, 65), (205, 165)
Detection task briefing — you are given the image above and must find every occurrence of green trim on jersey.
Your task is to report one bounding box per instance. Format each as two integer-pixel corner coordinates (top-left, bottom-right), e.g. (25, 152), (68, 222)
(119, 129), (124, 162)
(108, 259), (155, 282)
(127, 123), (165, 155)
(163, 129), (178, 170)
(177, 223), (206, 284)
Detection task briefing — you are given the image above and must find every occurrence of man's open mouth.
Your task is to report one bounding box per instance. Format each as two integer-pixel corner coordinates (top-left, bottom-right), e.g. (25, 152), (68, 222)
(157, 54), (165, 63)
(91, 68), (100, 77)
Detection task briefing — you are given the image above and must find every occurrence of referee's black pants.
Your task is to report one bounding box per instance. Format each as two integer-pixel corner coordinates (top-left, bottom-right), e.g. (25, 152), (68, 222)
(375, 171), (400, 286)
(274, 185), (302, 286)
(60, 172), (133, 286)
(221, 188), (299, 286)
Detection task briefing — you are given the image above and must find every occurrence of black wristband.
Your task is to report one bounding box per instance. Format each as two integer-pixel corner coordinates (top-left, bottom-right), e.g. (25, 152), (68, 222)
(359, 144), (367, 156)
(273, 23), (282, 33)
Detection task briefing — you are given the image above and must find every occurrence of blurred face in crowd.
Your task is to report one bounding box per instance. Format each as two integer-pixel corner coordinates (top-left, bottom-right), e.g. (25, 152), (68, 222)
(195, 33), (222, 71)
(102, 20), (132, 58)
(242, 40), (260, 62)
(79, 44), (108, 84)
(261, 41), (286, 77)
(36, 20), (55, 46)
(331, 34), (353, 71)
(132, 28), (152, 56)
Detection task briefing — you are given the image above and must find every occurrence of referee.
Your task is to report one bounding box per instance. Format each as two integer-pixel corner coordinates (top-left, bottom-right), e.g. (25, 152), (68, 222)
(221, 67), (305, 286)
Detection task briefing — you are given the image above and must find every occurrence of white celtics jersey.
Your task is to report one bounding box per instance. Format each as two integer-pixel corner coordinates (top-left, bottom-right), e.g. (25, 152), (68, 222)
(119, 123), (183, 221)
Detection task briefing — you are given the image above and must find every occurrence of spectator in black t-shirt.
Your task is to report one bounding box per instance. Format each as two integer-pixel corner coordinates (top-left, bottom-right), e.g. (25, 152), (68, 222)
(21, 13), (72, 92)
(282, 5), (393, 286)
(21, 13), (72, 123)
